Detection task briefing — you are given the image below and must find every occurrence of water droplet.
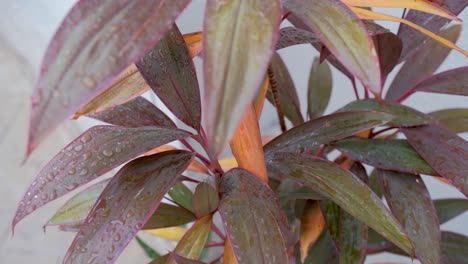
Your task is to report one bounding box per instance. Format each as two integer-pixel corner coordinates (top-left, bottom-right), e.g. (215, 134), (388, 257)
(78, 168), (88, 176)
(40, 193), (48, 200)
(102, 149), (113, 157)
(113, 233), (121, 242)
(80, 247), (87, 253)
(66, 183), (79, 191)
(125, 212), (134, 218)
(83, 76), (96, 89)
(68, 168), (77, 175)
(83, 152), (92, 160)
(81, 134), (92, 143)
(74, 144), (83, 152)
(114, 146), (122, 153)
(34, 195), (38, 199)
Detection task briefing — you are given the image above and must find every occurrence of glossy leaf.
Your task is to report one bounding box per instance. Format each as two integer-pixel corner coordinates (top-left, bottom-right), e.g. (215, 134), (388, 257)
(203, 0), (282, 158)
(137, 24), (201, 130)
(338, 99), (429, 127)
(268, 153), (413, 254)
(145, 146), (208, 174)
(143, 203), (196, 230)
(14, 126), (190, 228)
(284, 0), (381, 95)
(219, 169), (295, 263)
(334, 137), (437, 175)
(47, 179), (110, 227)
(308, 57), (332, 119)
(192, 183), (219, 218)
(299, 201), (326, 261)
(430, 108), (468, 133)
(73, 64), (149, 118)
(27, 0), (190, 155)
(397, 0), (468, 61)
(264, 111), (395, 158)
(135, 236), (159, 259)
(88, 97), (176, 128)
(266, 53), (304, 125)
(379, 170), (441, 264)
(441, 231), (468, 264)
(386, 25), (462, 101)
(411, 66), (468, 96)
(434, 199), (468, 224)
(169, 183), (194, 212)
(167, 215), (212, 264)
(63, 150), (194, 264)
(276, 26), (320, 50)
(403, 125), (468, 197)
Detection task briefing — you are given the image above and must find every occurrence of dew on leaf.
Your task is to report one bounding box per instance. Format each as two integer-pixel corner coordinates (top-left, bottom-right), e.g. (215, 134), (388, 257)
(74, 144), (83, 152)
(81, 134), (92, 143)
(102, 149), (113, 157)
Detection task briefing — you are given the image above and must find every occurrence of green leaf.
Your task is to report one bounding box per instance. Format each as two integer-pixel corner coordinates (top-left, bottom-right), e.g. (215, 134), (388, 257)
(136, 24), (201, 130)
(219, 169), (295, 263)
(14, 126), (190, 228)
(143, 203), (196, 230)
(171, 253), (207, 264)
(308, 57), (332, 119)
(338, 209), (367, 264)
(278, 186), (325, 202)
(369, 170), (383, 198)
(284, 0), (381, 95)
(430, 108), (468, 133)
(135, 236), (160, 259)
(203, 0), (282, 158)
(46, 179), (110, 226)
(149, 254), (170, 264)
(303, 231), (339, 264)
(268, 153), (413, 255)
(27, 0), (190, 155)
(379, 170), (441, 264)
(411, 66), (468, 96)
(88, 96), (176, 128)
(338, 99), (429, 127)
(63, 150), (194, 264)
(169, 183), (194, 212)
(441, 231), (468, 264)
(266, 53), (304, 126)
(403, 125), (468, 197)
(334, 137), (437, 175)
(434, 199), (468, 224)
(192, 183), (219, 218)
(264, 111), (395, 158)
(387, 25), (462, 101)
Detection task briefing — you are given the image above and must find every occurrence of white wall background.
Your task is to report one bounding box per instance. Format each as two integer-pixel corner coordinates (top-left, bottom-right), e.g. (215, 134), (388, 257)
(0, 1), (466, 263)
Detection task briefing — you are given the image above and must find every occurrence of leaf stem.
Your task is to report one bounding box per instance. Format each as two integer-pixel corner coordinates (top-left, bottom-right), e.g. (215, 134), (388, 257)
(211, 222), (225, 240)
(395, 86), (416, 103)
(351, 79), (360, 100)
(205, 242), (225, 248)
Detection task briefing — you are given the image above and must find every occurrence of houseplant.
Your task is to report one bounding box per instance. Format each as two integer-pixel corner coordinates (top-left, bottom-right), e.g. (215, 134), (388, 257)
(12, 0), (468, 263)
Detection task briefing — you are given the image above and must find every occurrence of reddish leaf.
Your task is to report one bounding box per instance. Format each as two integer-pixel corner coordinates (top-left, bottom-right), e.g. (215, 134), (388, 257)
(386, 25), (462, 101)
(434, 199), (468, 224)
(308, 57), (333, 119)
(430, 108), (468, 133)
(334, 138), (437, 175)
(136, 24), (201, 130)
(219, 169), (295, 263)
(264, 111), (395, 158)
(379, 170), (441, 264)
(27, 0), (190, 155)
(268, 153), (413, 254)
(275, 26), (320, 50)
(63, 150), (194, 264)
(266, 53), (304, 125)
(192, 183), (219, 219)
(203, 0), (282, 158)
(13, 126), (189, 228)
(284, 0), (381, 95)
(411, 66), (468, 96)
(397, 0), (468, 62)
(403, 124), (468, 197)
(88, 97), (176, 128)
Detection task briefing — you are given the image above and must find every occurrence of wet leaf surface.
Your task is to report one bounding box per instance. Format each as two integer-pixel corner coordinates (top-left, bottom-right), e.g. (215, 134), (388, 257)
(168, 183), (194, 212)
(143, 203), (196, 230)
(63, 150), (194, 264)
(192, 183), (219, 218)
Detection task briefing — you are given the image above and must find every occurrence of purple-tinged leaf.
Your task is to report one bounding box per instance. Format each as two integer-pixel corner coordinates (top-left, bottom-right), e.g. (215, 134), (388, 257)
(403, 124), (468, 197)
(379, 170), (441, 264)
(172, 253), (207, 264)
(268, 153), (413, 254)
(278, 186), (325, 202)
(434, 199), (468, 224)
(303, 230), (339, 264)
(27, 0), (191, 155)
(397, 0), (468, 62)
(275, 27), (320, 50)
(386, 25), (462, 101)
(203, 0), (282, 158)
(264, 111), (395, 158)
(192, 183), (219, 219)
(284, 0), (382, 95)
(367, 22), (403, 78)
(13, 126), (190, 228)
(167, 215), (212, 264)
(88, 97), (175, 128)
(136, 24), (201, 130)
(441, 231), (468, 264)
(219, 169), (295, 263)
(168, 183), (194, 212)
(266, 53), (304, 126)
(47, 179), (110, 227)
(59, 222), (82, 233)
(142, 203), (196, 230)
(308, 57), (332, 119)
(334, 138), (437, 175)
(338, 99), (430, 127)
(430, 108), (468, 133)
(411, 66), (468, 96)
(63, 150), (194, 264)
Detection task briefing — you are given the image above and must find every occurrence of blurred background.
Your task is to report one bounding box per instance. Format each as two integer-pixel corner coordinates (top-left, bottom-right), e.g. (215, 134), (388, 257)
(0, 1), (466, 263)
